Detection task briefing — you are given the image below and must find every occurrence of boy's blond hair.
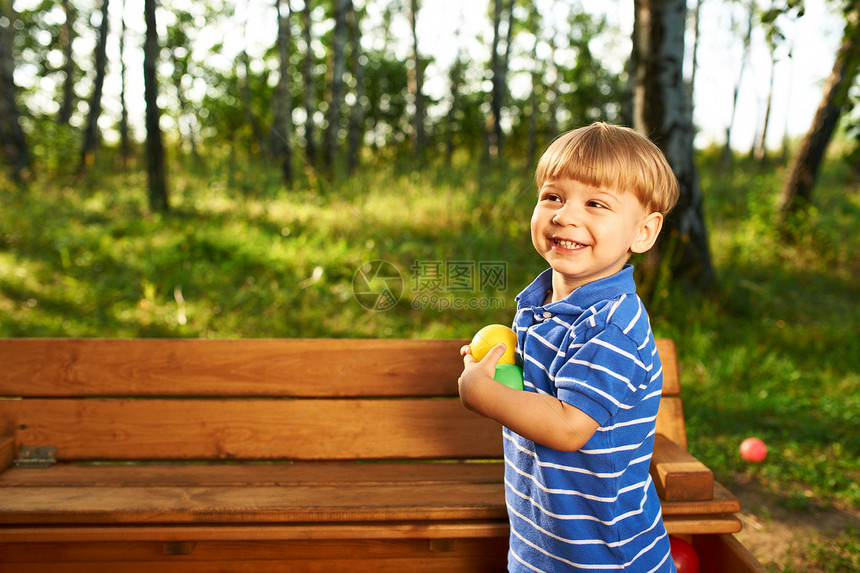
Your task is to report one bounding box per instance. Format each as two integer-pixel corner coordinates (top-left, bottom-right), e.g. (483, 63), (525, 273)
(536, 122), (680, 216)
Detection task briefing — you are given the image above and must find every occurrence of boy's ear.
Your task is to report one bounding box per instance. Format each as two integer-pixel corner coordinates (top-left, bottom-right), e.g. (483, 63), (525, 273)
(630, 212), (664, 254)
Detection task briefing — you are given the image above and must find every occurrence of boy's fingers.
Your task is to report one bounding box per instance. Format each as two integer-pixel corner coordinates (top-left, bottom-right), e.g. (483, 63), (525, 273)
(462, 346), (477, 366)
(481, 343), (507, 367)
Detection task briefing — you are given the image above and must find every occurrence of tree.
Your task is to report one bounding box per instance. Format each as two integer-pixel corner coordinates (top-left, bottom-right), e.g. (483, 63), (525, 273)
(755, 0), (802, 165)
(301, 0), (317, 166)
(408, 0), (426, 158)
(632, 0), (714, 292)
(78, 0), (111, 175)
(525, 2), (541, 166)
(144, 0), (168, 212)
(445, 43), (466, 163)
(687, 0), (703, 107)
(778, 4), (860, 223)
(118, 0), (132, 168)
(754, 14), (778, 164)
(271, 0), (294, 185)
(346, 0), (366, 173)
(487, 0), (514, 160)
(238, 48), (266, 156)
(57, 0), (76, 126)
(0, 0), (31, 182)
(560, 11), (624, 126)
(323, 0), (349, 172)
(546, 24), (560, 137)
(166, 10), (201, 163)
(720, 0), (755, 168)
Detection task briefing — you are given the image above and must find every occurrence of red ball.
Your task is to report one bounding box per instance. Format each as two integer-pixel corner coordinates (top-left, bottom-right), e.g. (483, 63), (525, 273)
(740, 437), (768, 462)
(670, 536), (700, 573)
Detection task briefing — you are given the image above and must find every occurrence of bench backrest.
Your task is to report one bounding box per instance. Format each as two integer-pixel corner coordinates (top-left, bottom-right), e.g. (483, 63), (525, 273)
(0, 338), (685, 463)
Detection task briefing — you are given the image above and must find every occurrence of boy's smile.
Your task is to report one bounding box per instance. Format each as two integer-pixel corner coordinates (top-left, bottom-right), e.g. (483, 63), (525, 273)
(531, 177), (663, 301)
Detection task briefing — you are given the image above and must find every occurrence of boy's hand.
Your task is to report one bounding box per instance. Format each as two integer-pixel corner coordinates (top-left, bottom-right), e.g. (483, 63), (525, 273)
(458, 343), (506, 412)
(458, 343), (600, 451)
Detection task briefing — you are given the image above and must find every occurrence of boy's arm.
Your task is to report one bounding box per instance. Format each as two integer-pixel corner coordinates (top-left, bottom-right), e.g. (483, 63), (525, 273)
(458, 343), (600, 452)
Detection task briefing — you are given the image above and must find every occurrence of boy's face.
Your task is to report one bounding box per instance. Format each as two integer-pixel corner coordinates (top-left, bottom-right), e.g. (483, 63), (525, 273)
(530, 177), (663, 299)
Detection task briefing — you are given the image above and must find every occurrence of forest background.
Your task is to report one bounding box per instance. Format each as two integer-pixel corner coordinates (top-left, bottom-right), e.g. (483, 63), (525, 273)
(1, 0), (859, 570)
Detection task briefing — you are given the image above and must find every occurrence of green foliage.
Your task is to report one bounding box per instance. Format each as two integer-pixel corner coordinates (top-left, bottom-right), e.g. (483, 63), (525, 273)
(361, 50), (411, 148)
(657, 151), (860, 514)
(1, 151), (858, 570)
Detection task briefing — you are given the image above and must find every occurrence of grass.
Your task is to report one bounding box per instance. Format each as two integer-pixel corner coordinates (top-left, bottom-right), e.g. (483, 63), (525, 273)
(2, 148), (859, 568)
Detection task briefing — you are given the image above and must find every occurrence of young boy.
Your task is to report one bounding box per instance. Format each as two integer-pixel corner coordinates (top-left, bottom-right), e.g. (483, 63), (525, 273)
(459, 122), (680, 572)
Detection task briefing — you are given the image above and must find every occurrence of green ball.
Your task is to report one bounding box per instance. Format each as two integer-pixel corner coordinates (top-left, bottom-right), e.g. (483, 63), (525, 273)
(494, 363), (524, 391)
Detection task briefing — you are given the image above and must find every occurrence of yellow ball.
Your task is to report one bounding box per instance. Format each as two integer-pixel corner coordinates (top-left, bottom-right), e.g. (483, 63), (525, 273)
(470, 324), (517, 365)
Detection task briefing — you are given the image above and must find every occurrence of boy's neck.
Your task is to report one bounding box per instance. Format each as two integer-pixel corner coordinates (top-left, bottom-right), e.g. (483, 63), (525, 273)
(547, 263), (631, 304)
(548, 274), (575, 304)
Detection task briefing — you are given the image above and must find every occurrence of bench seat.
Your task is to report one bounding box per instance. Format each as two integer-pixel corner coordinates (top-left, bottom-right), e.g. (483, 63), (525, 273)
(0, 338), (762, 572)
(0, 461), (741, 529)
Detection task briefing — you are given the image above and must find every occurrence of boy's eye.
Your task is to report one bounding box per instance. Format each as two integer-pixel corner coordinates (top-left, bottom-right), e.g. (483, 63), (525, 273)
(587, 200), (606, 209)
(542, 194), (562, 203)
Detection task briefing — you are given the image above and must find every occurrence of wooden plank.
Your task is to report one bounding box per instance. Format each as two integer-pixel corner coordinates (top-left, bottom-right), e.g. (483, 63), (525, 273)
(0, 462), (504, 488)
(663, 515), (742, 535)
(1, 399), (503, 461)
(660, 481), (740, 516)
(0, 483), (507, 525)
(0, 521), (510, 543)
(655, 338), (680, 396)
(0, 339), (468, 398)
(0, 538), (509, 563)
(650, 434), (713, 501)
(655, 396), (687, 450)
(694, 533), (768, 573)
(0, 436), (14, 473)
(0, 539), (509, 573)
(0, 338), (678, 399)
(0, 558), (507, 573)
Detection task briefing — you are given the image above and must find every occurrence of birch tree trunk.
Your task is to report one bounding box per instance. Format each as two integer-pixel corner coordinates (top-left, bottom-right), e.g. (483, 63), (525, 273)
(119, 0), (132, 168)
(548, 32), (559, 137)
(0, 0), (31, 181)
(754, 47), (777, 164)
(346, 0), (365, 173)
(79, 0), (111, 175)
(58, 0), (76, 126)
(487, 0), (501, 160)
(486, 0), (515, 160)
(778, 8), (860, 223)
(239, 49), (266, 157)
(144, 0), (168, 212)
(408, 0), (426, 158)
(687, 0), (702, 107)
(632, 0), (714, 292)
(271, 0), (294, 185)
(302, 0), (317, 166)
(446, 49), (465, 163)
(720, 0), (754, 168)
(323, 0), (348, 172)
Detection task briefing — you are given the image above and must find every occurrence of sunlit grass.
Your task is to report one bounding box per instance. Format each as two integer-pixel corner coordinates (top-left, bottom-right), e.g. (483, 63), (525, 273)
(1, 149), (859, 523)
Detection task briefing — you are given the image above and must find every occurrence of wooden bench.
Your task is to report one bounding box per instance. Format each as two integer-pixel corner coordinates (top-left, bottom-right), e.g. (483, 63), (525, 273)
(0, 338), (764, 572)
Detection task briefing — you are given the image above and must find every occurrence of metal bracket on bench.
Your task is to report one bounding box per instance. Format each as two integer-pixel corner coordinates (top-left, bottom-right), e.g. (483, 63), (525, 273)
(13, 446), (57, 468)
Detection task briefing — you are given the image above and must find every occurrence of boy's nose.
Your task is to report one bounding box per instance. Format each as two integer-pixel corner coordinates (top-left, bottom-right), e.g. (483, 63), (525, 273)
(551, 203), (581, 226)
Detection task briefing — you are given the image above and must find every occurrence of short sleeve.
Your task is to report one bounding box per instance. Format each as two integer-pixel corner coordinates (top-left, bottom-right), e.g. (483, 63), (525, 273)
(553, 325), (649, 427)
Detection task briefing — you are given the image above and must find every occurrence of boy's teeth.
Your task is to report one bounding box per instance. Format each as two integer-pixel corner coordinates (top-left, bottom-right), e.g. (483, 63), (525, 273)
(555, 239), (583, 249)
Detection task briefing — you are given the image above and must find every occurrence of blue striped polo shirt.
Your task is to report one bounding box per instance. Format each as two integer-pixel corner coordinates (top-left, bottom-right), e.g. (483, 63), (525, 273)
(506, 265), (675, 572)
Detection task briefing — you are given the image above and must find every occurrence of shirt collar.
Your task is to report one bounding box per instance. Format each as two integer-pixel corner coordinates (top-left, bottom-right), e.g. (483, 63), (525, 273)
(515, 265), (637, 316)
